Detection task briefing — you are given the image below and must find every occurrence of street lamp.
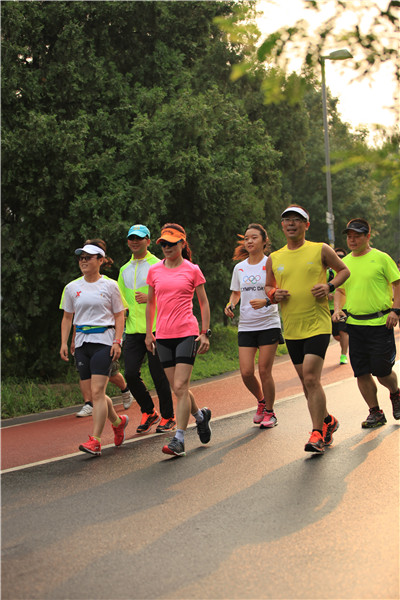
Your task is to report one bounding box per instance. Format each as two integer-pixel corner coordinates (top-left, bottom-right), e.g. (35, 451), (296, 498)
(320, 48), (353, 248)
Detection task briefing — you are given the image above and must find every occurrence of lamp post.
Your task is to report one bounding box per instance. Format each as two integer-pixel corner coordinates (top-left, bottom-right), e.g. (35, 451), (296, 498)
(320, 48), (353, 248)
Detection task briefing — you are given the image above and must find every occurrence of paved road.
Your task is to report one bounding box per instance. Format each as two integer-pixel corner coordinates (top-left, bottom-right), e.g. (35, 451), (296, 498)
(2, 341), (399, 599)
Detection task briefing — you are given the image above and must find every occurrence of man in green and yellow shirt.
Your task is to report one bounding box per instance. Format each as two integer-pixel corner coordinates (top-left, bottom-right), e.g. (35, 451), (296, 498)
(118, 224), (175, 434)
(333, 218), (400, 428)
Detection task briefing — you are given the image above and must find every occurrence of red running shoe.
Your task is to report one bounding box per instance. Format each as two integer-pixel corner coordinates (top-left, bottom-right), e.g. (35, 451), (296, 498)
(79, 436), (101, 456)
(112, 415), (129, 446)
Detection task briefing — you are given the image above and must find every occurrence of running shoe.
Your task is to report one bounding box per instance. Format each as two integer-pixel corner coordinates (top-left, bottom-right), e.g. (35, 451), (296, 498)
(260, 411), (278, 428)
(79, 436), (101, 456)
(304, 431), (325, 453)
(253, 400), (266, 424)
(156, 417), (176, 433)
(361, 409), (387, 428)
(112, 415), (129, 446)
(339, 354), (348, 365)
(390, 389), (400, 420)
(136, 410), (160, 433)
(76, 403), (93, 417)
(122, 390), (134, 410)
(196, 407), (212, 444)
(162, 437), (186, 457)
(323, 415), (339, 446)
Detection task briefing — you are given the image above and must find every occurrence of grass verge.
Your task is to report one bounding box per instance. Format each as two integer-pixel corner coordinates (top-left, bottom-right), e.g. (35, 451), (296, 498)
(1, 324), (287, 419)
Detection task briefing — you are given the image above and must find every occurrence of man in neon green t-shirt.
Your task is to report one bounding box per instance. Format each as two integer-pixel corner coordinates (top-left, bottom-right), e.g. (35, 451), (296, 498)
(118, 224), (175, 434)
(333, 218), (400, 427)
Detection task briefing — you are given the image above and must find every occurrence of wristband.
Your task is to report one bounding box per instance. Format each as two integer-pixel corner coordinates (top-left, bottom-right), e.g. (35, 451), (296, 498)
(267, 288), (277, 304)
(113, 339), (122, 346)
(225, 301), (235, 310)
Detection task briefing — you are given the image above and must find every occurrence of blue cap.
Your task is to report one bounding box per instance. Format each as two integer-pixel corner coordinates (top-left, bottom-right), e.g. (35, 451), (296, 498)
(127, 224), (150, 239)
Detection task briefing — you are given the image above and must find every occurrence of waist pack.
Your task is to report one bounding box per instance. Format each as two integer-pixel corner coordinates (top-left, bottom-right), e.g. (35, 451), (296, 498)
(347, 309), (390, 321)
(75, 325), (114, 334)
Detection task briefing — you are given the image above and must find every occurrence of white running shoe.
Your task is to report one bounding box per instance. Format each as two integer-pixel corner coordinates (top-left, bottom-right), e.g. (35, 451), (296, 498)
(121, 390), (134, 409)
(76, 403), (93, 417)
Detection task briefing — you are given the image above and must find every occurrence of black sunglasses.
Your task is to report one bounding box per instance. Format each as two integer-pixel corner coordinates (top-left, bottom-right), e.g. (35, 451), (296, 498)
(160, 240), (178, 248)
(78, 254), (98, 261)
(128, 235), (147, 241)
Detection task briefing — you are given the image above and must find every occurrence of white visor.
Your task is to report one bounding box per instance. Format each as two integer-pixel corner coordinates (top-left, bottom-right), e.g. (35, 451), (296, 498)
(281, 207), (309, 221)
(75, 244), (105, 257)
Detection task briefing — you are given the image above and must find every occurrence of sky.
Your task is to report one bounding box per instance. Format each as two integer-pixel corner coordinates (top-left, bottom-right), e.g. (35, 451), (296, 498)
(256, 0), (399, 140)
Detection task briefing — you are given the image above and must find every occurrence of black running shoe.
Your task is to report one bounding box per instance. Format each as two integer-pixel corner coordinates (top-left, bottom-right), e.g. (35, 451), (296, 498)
(390, 390), (400, 420)
(162, 437), (185, 457)
(361, 409), (387, 428)
(196, 407), (212, 444)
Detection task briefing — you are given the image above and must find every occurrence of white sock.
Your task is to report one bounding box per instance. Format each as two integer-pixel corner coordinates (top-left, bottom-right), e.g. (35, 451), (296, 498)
(175, 429), (185, 442)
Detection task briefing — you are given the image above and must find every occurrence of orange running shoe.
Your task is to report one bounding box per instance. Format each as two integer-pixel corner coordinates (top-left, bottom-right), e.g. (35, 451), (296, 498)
(323, 415), (339, 446)
(136, 410), (160, 433)
(156, 417), (176, 433)
(304, 431), (325, 453)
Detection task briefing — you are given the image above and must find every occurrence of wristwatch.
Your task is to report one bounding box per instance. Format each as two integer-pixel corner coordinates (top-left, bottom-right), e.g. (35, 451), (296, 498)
(201, 329), (212, 338)
(328, 282), (335, 293)
(391, 308), (400, 316)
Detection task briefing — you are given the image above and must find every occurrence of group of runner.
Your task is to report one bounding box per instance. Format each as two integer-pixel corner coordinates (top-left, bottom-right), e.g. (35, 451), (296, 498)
(60, 206), (400, 458)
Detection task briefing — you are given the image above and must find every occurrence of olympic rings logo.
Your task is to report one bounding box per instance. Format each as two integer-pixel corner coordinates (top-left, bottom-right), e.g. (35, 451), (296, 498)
(242, 275), (261, 284)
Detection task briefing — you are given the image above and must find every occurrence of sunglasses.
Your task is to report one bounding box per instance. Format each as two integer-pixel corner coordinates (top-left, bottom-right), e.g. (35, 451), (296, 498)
(78, 254), (98, 261)
(159, 240), (179, 248)
(128, 235), (146, 241)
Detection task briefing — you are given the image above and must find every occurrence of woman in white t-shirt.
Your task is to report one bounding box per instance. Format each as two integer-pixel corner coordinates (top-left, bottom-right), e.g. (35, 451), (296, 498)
(60, 240), (129, 457)
(224, 224), (282, 428)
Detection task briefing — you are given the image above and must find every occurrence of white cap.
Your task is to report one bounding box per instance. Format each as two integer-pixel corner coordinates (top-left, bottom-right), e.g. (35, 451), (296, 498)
(281, 206), (309, 221)
(75, 244), (105, 257)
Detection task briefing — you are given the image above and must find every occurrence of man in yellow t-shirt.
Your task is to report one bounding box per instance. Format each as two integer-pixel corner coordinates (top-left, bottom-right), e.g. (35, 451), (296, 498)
(333, 218), (400, 428)
(266, 205), (350, 454)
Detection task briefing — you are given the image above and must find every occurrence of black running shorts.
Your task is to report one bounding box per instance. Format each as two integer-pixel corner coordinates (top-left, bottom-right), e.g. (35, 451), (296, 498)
(238, 328), (283, 348)
(74, 343), (112, 380)
(285, 334), (331, 365)
(156, 336), (198, 368)
(347, 324), (396, 377)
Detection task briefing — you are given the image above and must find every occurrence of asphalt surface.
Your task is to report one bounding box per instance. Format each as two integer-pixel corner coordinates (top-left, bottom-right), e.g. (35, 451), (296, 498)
(2, 340), (399, 600)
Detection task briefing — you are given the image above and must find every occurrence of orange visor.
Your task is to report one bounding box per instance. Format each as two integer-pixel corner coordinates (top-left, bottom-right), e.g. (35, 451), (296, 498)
(156, 228), (186, 244)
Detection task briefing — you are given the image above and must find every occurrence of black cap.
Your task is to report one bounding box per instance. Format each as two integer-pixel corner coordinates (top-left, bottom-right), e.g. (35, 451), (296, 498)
(342, 221), (369, 235)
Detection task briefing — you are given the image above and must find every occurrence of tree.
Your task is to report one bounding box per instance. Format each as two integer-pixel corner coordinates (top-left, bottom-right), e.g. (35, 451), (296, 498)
(215, 0), (400, 213)
(2, 1), (281, 377)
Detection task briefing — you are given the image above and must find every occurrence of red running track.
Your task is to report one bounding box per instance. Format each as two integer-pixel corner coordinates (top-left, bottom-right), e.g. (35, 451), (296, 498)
(2, 332), (399, 471)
